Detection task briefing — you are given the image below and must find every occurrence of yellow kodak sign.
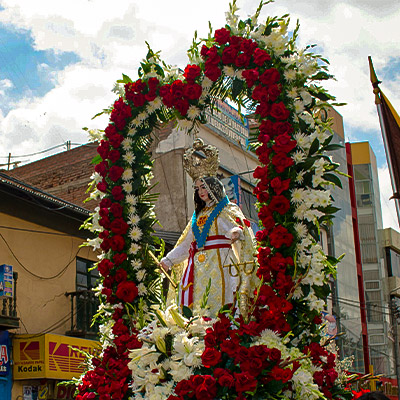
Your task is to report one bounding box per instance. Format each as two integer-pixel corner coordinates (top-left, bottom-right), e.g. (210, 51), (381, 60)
(13, 334), (99, 380)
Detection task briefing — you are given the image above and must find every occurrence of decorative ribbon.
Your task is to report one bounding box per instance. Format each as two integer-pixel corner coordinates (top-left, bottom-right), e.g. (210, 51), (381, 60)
(191, 195), (229, 249)
(179, 235), (231, 308)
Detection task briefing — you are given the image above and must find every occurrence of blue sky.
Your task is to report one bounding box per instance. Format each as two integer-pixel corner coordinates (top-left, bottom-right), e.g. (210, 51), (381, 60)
(0, 0), (399, 227)
(0, 24), (79, 114)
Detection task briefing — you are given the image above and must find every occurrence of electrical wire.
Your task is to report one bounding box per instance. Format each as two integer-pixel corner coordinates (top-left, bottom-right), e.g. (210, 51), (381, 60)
(0, 232), (82, 280)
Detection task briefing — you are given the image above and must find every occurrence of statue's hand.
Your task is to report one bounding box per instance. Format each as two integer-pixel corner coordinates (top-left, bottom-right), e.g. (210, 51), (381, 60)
(231, 231), (241, 243)
(160, 261), (170, 273)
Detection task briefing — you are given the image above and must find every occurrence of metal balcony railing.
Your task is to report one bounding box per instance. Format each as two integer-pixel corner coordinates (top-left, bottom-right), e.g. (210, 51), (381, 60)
(65, 289), (99, 339)
(0, 272), (19, 330)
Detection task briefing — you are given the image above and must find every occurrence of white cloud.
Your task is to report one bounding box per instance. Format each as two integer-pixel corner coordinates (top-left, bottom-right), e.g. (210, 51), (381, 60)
(378, 166), (399, 229)
(0, 78), (13, 96)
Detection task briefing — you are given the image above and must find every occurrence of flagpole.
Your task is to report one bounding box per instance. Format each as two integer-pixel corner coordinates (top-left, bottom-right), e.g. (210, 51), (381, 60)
(368, 56), (400, 226)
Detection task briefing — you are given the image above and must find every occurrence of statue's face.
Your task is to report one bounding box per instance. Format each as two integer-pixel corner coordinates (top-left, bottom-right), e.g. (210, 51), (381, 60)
(194, 179), (210, 202)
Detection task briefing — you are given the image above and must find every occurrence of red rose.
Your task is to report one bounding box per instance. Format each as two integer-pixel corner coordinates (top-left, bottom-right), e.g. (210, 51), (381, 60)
(259, 68), (280, 85)
(240, 38), (257, 54)
(270, 102), (290, 121)
(271, 152), (294, 173)
(252, 85), (270, 103)
(253, 166), (269, 181)
(240, 357), (263, 377)
(269, 348), (282, 362)
(268, 195), (290, 215)
(113, 253), (128, 266)
(110, 203), (123, 218)
(269, 225), (293, 248)
(97, 180), (108, 193)
(216, 372), (234, 388)
(105, 124), (118, 137)
(108, 133), (124, 149)
(255, 229), (268, 243)
(205, 46), (220, 65)
(162, 93), (174, 108)
(183, 83), (202, 100)
(272, 134), (297, 153)
(228, 35), (242, 47)
(159, 84), (171, 97)
(200, 44), (210, 58)
(221, 46), (238, 64)
(100, 237), (111, 252)
(95, 161), (109, 177)
(171, 80), (185, 98)
(174, 98), (189, 116)
(110, 219), (129, 235)
(253, 47), (271, 66)
(195, 376), (217, 400)
(145, 91), (157, 102)
(235, 52), (251, 68)
(220, 338), (239, 357)
(115, 268), (127, 283)
(242, 68), (259, 88)
(108, 149), (121, 163)
(148, 77), (159, 91)
(174, 380), (194, 397)
(100, 198), (112, 209)
(214, 28), (231, 44)
(111, 186), (124, 201)
(271, 366), (293, 383)
(98, 259), (114, 277)
(268, 84), (281, 102)
(130, 93), (146, 107)
(115, 281), (138, 303)
(183, 64), (201, 82)
(204, 64), (221, 81)
(259, 119), (274, 135)
(99, 215), (111, 229)
(110, 235), (125, 252)
(274, 121), (293, 136)
(97, 140), (110, 160)
(201, 347), (221, 367)
(234, 372), (257, 393)
(108, 165), (124, 182)
(270, 177), (290, 195)
(255, 102), (271, 118)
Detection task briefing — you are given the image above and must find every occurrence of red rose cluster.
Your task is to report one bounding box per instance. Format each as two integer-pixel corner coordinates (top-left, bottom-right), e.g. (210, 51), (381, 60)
(169, 314), (297, 400)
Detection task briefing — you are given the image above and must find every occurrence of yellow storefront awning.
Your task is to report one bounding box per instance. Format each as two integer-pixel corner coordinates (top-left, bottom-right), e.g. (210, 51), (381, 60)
(13, 333), (100, 380)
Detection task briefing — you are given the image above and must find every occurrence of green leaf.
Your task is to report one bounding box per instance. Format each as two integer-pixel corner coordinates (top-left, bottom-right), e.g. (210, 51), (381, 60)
(323, 173), (343, 188)
(182, 306), (193, 319)
(116, 74), (132, 84)
(232, 78), (244, 100)
(90, 154), (102, 165)
(311, 71), (333, 81)
(323, 205), (341, 214)
(308, 138), (320, 156)
(324, 143), (344, 151)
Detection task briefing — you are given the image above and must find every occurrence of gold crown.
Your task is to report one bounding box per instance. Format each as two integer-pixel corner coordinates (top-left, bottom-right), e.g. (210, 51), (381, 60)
(183, 138), (219, 181)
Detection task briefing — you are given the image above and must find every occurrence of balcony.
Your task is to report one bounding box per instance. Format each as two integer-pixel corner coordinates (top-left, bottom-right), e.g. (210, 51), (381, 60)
(65, 289), (99, 340)
(0, 272), (19, 330)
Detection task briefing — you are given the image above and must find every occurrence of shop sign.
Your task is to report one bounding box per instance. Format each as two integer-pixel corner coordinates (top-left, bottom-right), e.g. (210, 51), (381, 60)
(13, 333), (99, 380)
(0, 330), (10, 376)
(0, 264), (13, 298)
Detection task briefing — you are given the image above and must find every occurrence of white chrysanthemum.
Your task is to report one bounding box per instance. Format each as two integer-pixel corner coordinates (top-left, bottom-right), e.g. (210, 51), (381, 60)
(122, 168), (133, 181)
(136, 269), (146, 282)
(292, 285), (303, 300)
(169, 361), (192, 382)
(291, 188), (305, 203)
(138, 283), (147, 296)
(187, 106), (201, 120)
(126, 194), (137, 205)
(176, 119), (192, 131)
(147, 97), (163, 113)
(294, 222), (308, 238)
(223, 65), (236, 77)
(202, 77), (213, 89)
(296, 171), (305, 184)
(128, 127), (137, 136)
(294, 204), (308, 220)
(137, 112), (147, 123)
(129, 226), (143, 241)
(122, 182), (132, 193)
(129, 243), (140, 255)
(123, 151), (136, 164)
(287, 87), (298, 100)
(128, 205), (136, 214)
(292, 150), (306, 164)
(122, 137), (133, 150)
(284, 69), (297, 82)
(128, 213), (140, 225)
(293, 132), (310, 149)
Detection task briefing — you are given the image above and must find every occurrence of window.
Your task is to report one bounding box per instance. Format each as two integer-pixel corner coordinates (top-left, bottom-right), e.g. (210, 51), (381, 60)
(75, 258), (99, 337)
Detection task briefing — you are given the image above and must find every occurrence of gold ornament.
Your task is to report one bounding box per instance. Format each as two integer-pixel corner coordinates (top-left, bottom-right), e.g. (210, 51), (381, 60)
(183, 138), (219, 181)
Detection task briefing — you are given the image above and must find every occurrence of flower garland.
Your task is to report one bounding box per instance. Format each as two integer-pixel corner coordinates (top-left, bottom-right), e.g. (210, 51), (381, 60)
(74, 1), (359, 400)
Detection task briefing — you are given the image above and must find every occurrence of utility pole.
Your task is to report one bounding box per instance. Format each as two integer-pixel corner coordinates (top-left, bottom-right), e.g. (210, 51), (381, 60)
(7, 153), (11, 170)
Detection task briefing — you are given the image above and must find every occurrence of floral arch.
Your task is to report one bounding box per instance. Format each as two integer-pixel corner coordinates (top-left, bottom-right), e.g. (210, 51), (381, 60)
(76, 2), (358, 400)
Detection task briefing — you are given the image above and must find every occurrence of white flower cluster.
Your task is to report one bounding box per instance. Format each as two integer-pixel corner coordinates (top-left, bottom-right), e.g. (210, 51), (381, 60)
(128, 305), (214, 400)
